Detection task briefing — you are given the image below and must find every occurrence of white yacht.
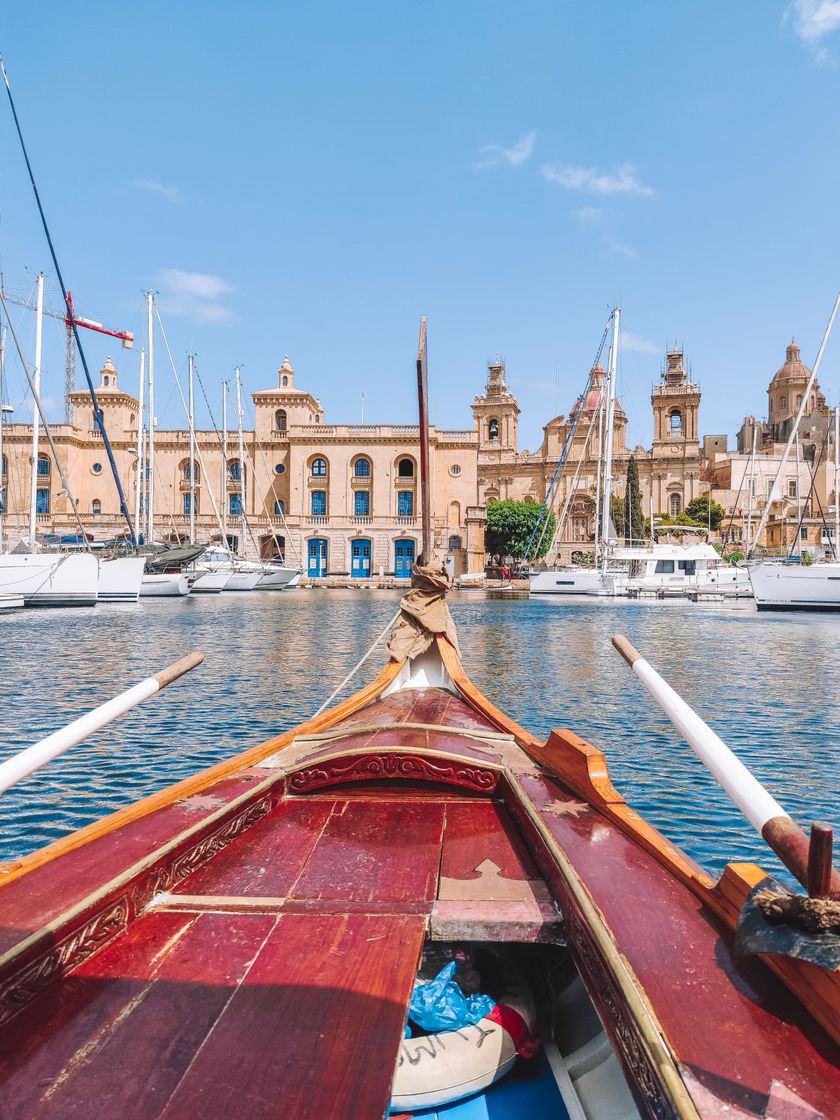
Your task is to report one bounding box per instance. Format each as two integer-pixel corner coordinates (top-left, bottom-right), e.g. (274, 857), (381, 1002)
(748, 560), (840, 611)
(198, 547), (298, 591)
(0, 552), (98, 607)
(97, 557), (146, 603)
(140, 572), (190, 597)
(529, 567), (617, 596)
(612, 543), (750, 598)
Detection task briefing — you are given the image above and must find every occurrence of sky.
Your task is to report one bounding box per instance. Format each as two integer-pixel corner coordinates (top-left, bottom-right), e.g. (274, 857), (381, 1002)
(2, 1), (840, 450)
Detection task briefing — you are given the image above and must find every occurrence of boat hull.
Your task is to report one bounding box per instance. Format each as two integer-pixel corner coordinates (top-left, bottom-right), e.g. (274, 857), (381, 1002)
(223, 570), (263, 591)
(256, 566), (300, 590)
(529, 568), (612, 595)
(748, 561), (840, 610)
(97, 557), (146, 603)
(0, 552), (98, 607)
(139, 572), (190, 597)
(190, 569), (231, 593)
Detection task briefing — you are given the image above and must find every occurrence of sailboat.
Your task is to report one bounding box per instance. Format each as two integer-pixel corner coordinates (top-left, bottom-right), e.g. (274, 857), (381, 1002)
(747, 294), (840, 610)
(0, 322), (838, 1119)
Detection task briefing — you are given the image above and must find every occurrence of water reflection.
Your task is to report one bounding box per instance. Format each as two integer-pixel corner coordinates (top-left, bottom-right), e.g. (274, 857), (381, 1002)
(0, 590), (837, 881)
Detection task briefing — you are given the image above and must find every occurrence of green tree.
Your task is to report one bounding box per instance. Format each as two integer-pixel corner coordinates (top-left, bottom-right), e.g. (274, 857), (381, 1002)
(485, 500), (557, 561)
(623, 456), (644, 544)
(684, 495), (726, 531)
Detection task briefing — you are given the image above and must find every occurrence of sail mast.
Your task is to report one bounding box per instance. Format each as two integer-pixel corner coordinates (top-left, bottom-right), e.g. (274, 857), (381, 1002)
(600, 306), (620, 571)
(147, 292), (155, 544)
(416, 318), (431, 563)
(222, 380), (228, 550)
(0, 323), (6, 553)
(235, 367), (246, 558)
(134, 349), (145, 542)
(28, 273), (44, 545)
(188, 353), (195, 545)
(746, 422), (757, 550)
(835, 405), (839, 559)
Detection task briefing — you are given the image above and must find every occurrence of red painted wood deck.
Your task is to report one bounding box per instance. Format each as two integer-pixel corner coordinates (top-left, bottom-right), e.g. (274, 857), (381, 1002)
(0, 682), (838, 1119)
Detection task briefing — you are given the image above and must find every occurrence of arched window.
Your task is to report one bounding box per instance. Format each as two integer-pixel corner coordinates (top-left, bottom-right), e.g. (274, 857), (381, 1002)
(796, 394), (803, 407)
(1, 454), (6, 477)
(282, 375), (289, 387)
(227, 459), (242, 482)
(448, 500), (461, 528)
(91, 499), (101, 516)
(130, 414), (135, 426)
(274, 498), (285, 516)
(488, 418), (500, 440)
(314, 416), (321, 424)
(275, 409), (287, 432)
(311, 457), (327, 477)
(103, 375), (110, 387)
(397, 458), (414, 477)
(448, 534), (463, 550)
(354, 457), (371, 477)
(36, 455), (51, 477)
(780, 396), (787, 409)
(182, 460), (199, 482)
(669, 492), (682, 518)
(669, 410), (682, 434)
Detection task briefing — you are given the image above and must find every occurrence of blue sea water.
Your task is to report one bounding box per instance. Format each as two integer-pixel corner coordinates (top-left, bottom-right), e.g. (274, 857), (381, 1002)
(0, 589), (837, 883)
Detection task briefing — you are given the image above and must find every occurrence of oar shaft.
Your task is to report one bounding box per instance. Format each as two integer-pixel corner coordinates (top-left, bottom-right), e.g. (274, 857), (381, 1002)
(0, 651), (204, 795)
(612, 634), (840, 894)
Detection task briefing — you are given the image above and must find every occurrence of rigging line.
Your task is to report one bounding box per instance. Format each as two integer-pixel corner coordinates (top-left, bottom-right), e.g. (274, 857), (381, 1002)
(152, 305), (233, 554)
(787, 425), (831, 560)
(547, 402), (601, 560)
(237, 377), (302, 567)
(311, 609), (401, 719)
(0, 288), (90, 548)
(0, 57), (137, 548)
(524, 319), (612, 561)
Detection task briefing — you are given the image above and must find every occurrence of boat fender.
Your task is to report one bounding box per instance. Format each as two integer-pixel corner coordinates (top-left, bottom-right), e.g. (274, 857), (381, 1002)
(391, 970), (537, 1112)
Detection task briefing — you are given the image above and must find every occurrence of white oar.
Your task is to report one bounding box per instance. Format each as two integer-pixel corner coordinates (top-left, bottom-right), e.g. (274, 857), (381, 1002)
(0, 652), (204, 795)
(612, 634), (838, 897)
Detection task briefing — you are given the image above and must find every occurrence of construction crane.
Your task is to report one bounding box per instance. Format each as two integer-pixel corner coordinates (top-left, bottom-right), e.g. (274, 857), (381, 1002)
(0, 286), (134, 422)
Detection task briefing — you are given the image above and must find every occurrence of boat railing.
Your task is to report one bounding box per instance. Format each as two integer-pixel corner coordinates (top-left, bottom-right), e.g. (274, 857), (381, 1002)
(0, 652), (204, 796)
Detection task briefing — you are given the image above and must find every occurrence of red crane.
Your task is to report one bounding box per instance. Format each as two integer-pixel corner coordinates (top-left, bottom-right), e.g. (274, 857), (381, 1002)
(0, 286), (134, 421)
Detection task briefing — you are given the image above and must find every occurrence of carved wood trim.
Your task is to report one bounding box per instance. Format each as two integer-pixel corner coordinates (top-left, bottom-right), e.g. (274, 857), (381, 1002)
(288, 751), (499, 794)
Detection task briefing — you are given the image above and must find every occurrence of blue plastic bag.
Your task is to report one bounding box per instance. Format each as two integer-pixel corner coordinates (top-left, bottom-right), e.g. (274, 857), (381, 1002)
(408, 961), (495, 1032)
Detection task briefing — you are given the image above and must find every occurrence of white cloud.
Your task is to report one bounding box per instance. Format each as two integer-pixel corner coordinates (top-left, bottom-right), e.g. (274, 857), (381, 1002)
(604, 239), (638, 259)
(474, 130), (536, 169)
(133, 178), (181, 203)
(622, 331), (659, 355)
(157, 269), (235, 323)
(573, 206), (605, 227)
(788, 0), (840, 42)
(540, 161), (654, 197)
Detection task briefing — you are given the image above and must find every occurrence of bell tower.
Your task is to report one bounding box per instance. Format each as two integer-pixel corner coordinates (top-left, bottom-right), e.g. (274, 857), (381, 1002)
(651, 348), (700, 448)
(472, 360), (520, 452)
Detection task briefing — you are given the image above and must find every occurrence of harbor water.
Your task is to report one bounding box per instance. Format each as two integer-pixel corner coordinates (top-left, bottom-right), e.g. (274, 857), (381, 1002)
(1, 590), (838, 884)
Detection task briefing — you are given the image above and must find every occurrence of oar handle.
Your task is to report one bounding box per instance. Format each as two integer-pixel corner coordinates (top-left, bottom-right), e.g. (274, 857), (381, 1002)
(612, 633), (840, 896)
(154, 651), (205, 689)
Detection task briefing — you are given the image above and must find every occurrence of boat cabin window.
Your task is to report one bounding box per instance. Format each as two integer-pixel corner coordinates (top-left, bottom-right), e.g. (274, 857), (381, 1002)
(677, 560), (696, 575)
(654, 560), (675, 574)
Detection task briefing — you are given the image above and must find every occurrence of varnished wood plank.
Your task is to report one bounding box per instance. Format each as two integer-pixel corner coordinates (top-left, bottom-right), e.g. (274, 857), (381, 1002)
(172, 798), (334, 898)
(440, 801), (539, 887)
(159, 912), (425, 1120)
(0, 910), (277, 1119)
(291, 800), (445, 903)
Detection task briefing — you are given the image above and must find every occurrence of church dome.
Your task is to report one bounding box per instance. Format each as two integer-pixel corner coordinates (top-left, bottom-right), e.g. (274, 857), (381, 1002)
(569, 364), (626, 421)
(771, 340), (812, 385)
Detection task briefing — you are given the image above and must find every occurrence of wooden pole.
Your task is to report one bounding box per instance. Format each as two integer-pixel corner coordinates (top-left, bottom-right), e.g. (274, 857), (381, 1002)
(416, 318), (432, 564)
(0, 651), (204, 795)
(612, 633), (840, 895)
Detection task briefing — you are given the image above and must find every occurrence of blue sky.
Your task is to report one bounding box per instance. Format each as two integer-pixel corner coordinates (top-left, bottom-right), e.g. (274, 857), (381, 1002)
(2, 2), (840, 450)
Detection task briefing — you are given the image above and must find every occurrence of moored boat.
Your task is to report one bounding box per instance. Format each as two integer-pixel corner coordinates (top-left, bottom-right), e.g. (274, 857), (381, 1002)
(748, 559), (840, 611)
(97, 556), (146, 603)
(139, 572), (190, 597)
(0, 551), (98, 607)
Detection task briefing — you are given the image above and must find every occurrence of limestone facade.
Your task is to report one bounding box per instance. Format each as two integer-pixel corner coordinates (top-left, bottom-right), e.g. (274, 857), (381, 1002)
(2, 339), (836, 571)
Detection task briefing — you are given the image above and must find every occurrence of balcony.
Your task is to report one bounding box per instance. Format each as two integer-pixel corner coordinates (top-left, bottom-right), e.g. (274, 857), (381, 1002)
(308, 473), (329, 486)
(351, 473), (372, 488)
(352, 515), (373, 526)
(308, 514), (329, 525)
(394, 475), (416, 488)
(396, 515), (417, 526)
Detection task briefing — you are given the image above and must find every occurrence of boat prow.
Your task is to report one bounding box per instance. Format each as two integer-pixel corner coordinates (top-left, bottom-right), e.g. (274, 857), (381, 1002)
(0, 571), (839, 1119)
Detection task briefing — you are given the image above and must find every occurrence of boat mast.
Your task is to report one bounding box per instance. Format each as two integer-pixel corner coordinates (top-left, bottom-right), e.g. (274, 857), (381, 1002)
(188, 353), (195, 546)
(593, 385), (604, 560)
(745, 422), (757, 550)
(748, 293), (840, 555)
(27, 273), (44, 545)
(235, 366), (246, 558)
(146, 292), (155, 544)
(134, 349), (146, 542)
(0, 323), (6, 553)
(416, 318), (431, 563)
(835, 405), (839, 558)
(222, 380), (228, 550)
(600, 306), (620, 572)
(794, 431), (801, 557)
